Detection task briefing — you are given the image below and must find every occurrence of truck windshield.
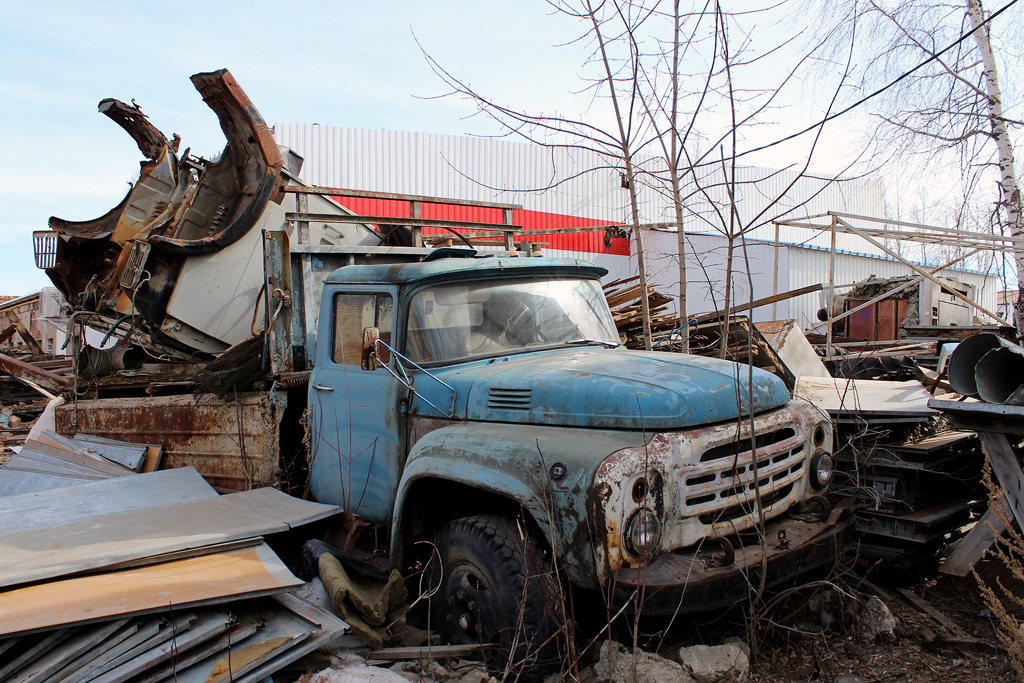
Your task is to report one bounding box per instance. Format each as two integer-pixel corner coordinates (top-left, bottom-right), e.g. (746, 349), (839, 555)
(406, 278), (619, 363)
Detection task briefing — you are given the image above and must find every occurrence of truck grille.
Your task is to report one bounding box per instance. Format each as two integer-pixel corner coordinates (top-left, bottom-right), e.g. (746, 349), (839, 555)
(683, 426), (807, 524)
(487, 387), (533, 411)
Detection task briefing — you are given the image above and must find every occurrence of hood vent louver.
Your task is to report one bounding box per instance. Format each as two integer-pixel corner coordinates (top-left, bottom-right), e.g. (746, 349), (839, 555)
(487, 387), (533, 411)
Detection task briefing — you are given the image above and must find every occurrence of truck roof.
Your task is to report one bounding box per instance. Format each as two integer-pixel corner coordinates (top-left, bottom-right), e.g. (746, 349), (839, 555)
(324, 256), (608, 286)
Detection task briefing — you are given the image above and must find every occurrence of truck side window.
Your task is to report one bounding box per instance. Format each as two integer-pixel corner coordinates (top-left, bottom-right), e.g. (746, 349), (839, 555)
(332, 293), (393, 366)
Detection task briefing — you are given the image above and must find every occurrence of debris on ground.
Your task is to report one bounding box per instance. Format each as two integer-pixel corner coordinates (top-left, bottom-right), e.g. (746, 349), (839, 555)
(855, 596), (898, 642)
(589, 640), (695, 683)
(675, 642), (750, 682)
(0, 463), (347, 683)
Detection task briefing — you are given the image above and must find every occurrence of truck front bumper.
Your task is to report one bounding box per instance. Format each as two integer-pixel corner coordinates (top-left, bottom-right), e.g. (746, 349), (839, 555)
(610, 505), (854, 615)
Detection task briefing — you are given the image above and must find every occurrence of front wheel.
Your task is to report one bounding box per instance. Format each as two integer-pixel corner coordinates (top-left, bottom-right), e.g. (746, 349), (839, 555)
(431, 515), (565, 672)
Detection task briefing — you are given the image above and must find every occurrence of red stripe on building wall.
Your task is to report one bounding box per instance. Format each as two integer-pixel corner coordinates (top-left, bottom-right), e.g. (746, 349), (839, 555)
(332, 196), (630, 256)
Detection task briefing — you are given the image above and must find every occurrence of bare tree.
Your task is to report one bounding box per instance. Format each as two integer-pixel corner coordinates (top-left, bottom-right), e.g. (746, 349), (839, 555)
(423, 0), (663, 347)
(804, 0), (1024, 329)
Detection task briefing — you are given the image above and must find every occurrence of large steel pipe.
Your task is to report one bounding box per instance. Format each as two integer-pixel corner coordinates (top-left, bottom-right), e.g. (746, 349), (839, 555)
(947, 333), (1005, 396)
(976, 342), (1024, 405)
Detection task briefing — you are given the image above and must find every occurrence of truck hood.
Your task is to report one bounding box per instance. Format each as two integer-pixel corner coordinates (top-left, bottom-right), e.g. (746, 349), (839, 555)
(422, 348), (791, 430)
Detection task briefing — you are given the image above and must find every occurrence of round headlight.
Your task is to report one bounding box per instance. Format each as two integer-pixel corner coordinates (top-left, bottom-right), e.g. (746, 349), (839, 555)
(810, 451), (834, 489)
(625, 508), (661, 555)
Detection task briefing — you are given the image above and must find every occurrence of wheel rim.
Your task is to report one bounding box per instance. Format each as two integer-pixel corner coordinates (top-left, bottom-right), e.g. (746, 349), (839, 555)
(443, 560), (505, 647)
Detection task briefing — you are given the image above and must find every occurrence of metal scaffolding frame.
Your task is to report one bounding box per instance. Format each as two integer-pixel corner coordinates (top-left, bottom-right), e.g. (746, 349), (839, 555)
(772, 212), (1012, 352)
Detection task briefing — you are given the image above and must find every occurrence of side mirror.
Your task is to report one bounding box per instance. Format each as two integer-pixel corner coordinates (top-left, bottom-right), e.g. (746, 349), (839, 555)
(362, 327), (380, 371)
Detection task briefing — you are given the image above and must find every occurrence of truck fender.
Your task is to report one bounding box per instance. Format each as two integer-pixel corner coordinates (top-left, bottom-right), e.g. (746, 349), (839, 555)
(390, 424), (558, 558)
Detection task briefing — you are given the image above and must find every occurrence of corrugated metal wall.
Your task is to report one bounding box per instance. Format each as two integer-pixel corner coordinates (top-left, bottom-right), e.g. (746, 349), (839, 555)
(272, 123), (999, 329)
(643, 230), (1000, 329)
(273, 123), (884, 246)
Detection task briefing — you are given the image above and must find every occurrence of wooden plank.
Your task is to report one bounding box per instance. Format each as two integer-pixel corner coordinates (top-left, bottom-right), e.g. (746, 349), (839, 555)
(979, 432), (1024, 533)
(896, 587), (969, 638)
(0, 467), (217, 533)
(0, 323), (17, 345)
(365, 644), (486, 661)
(139, 445), (162, 473)
(4, 311), (43, 356)
(693, 283), (824, 324)
(0, 545), (301, 636)
(940, 504), (1009, 577)
(0, 488), (339, 589)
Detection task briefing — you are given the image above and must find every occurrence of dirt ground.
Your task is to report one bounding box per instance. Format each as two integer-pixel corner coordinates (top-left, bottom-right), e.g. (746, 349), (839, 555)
(750, 563), (1019, 683)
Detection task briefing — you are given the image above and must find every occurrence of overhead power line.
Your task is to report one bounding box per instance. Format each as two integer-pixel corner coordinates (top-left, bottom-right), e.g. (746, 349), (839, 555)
(741, 0), (1021, 158)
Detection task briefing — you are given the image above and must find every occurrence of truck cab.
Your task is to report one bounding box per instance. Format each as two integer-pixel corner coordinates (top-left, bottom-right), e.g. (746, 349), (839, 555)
(308, 252), (848, 660)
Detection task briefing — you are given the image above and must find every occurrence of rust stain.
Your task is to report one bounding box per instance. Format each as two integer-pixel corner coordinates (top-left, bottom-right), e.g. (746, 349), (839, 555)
(54, 392), (283, 491)
(203, 637), (293, 683)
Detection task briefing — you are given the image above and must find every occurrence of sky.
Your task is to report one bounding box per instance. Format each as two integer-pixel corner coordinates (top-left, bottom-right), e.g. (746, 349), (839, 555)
(0, 0), (989, 297)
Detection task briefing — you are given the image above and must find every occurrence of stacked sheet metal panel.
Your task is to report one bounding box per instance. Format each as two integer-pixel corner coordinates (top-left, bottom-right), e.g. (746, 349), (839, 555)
(0, 465), (347, 683)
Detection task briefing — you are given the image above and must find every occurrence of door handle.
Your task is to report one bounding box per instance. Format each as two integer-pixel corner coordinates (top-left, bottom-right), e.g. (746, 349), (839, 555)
(313, 384), (335, 392)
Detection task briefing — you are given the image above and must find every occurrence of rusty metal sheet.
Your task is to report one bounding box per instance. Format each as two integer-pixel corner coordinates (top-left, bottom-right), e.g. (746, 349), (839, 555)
(794, 377), (937, 419)
(166, 593), (347, 683)
(0, 545), (300, 637)
(0, 487), (338, 590)
(55, 392), (283, 491)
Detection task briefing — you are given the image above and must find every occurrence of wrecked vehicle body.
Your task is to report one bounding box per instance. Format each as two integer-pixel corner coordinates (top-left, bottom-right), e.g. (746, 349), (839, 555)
(306, 256), (848, 632)
(38, 69), (851, 659)
(43, 69), (399, 360)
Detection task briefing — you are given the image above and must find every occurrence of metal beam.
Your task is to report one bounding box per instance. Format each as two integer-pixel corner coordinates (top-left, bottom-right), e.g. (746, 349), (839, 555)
(281, 185), (522, 211)
(837, 217), (1009, 325)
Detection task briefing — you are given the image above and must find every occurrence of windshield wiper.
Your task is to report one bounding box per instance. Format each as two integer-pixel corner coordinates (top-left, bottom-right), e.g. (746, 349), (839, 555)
(563, 338), (621, 348)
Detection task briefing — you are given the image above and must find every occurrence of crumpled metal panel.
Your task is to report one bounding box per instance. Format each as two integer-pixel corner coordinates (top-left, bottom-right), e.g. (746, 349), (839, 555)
(53, 393), (283, 491)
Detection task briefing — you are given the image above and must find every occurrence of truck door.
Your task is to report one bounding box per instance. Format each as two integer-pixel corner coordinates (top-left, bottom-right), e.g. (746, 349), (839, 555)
(308, 289), (405, 525)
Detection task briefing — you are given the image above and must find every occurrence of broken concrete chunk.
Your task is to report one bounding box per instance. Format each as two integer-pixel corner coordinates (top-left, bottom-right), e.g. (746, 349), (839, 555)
(675, 643), (749, 683)
(856, 596), (897, 642)
(593, 640), (696, 683)
(306, 664), (417, 683)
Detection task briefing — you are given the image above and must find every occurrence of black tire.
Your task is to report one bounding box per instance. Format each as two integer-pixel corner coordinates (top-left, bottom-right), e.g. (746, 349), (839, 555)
(431, 515), (565, 672)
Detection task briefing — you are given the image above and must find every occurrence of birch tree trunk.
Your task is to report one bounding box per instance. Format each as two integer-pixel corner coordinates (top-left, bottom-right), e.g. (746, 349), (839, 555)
(967, 0), (1024, 332)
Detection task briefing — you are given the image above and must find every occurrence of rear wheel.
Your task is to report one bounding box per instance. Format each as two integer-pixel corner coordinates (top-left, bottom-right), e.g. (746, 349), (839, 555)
(431, 515), (564, 672)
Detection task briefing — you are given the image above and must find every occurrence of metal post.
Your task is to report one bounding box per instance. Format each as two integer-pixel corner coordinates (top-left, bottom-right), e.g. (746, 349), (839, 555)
(827, 215), (837, 350)
(772, 222), (780, 319)
(503, 208), (515, 251)
(411, 200), (423, 248)
(297, 191), (309, 246)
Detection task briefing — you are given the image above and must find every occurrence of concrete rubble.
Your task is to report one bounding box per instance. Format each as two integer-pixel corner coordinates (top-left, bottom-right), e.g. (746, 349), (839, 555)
(675, 643), (750, 683)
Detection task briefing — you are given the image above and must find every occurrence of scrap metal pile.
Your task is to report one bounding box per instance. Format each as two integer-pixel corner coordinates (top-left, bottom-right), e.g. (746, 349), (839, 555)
(0, 463), (348, 683)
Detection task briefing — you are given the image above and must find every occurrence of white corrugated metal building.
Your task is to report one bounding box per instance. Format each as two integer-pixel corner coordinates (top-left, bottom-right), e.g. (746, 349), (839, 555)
(273, 123), (1001, 328)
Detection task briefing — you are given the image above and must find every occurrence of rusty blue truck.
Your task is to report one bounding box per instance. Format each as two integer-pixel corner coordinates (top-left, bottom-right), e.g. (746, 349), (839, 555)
(305, 250), (848, 654)
(38, 69), (850, 662)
